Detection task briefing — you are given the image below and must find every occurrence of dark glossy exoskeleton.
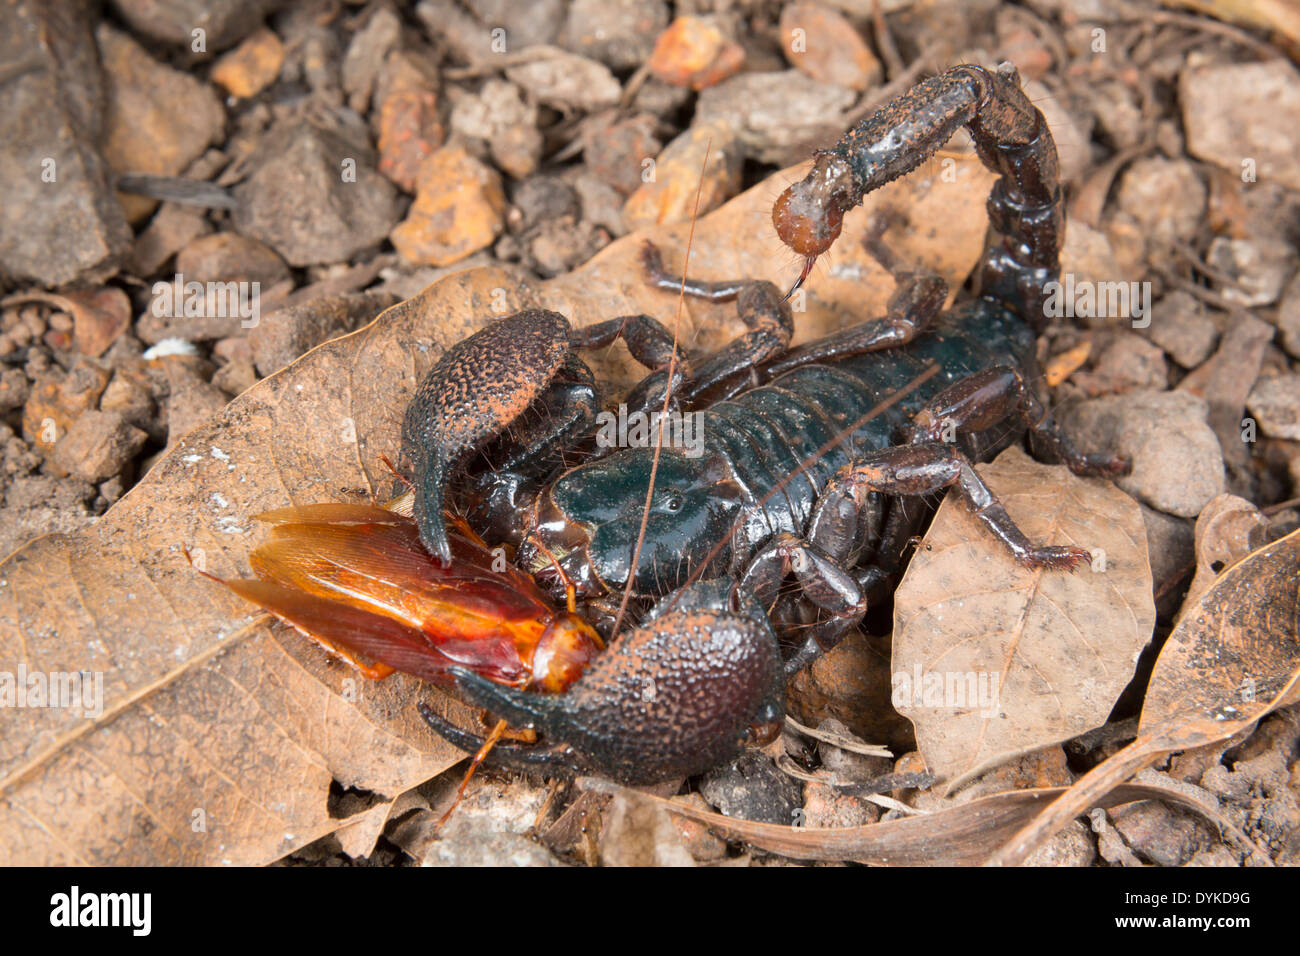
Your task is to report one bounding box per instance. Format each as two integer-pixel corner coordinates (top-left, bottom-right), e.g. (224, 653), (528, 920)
(398, 63), (1130, 785)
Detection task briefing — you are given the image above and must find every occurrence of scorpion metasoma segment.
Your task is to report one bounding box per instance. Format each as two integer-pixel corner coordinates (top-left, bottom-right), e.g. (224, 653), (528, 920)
(403, 63), (1130, 785)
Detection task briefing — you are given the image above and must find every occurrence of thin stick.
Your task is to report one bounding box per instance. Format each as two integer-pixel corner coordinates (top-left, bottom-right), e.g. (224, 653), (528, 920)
(610, 140), (713, 639)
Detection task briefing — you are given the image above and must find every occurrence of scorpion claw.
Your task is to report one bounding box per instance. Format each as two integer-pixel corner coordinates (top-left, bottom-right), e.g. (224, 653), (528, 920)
(401, 311), (574, 562)
(416, 701), (580, 774)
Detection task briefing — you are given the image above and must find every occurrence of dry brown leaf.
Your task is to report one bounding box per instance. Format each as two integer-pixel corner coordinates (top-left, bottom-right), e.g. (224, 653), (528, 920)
(892, 445), (1155, 791)
(992, 526), (1300, 866)
(0, 148), (994, 865)
(1184, 494), (1270, 607)
(635, 778), (1243, 866)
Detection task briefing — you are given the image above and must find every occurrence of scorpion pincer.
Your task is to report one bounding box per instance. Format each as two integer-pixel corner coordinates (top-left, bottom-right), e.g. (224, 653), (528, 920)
(242, 63), (1132, 788)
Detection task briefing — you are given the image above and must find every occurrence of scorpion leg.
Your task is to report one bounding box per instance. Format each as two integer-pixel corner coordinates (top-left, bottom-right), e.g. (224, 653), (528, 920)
(736, 533), (870, 677)
(822, 441), (1092, 570)
(907, 365), (1131, 478)
(417, 702), (583, 774)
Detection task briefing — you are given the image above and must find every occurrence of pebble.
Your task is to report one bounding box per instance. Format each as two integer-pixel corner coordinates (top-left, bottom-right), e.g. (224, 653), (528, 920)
(1023, 820), (1096, 867)
(464, 0), (566, 48)
(1143, 291), (1219, 368)
(232, 120), (400, 267)
(598, 793), (696, 867)
(449, 79), (542, 181)
(107, 0), (284, 51)
(698, 751), (802, 826)
(0, 1), (131, 286)
(0, 369), (31, 414)
(697, 69), (855, 166)
(1115, 157), (1206, 247)
(1058, 389), (1226, 517)
(375, 50), (445, 194)
(582, 113), (662, 197)
(341, 6), (402, 112)
(175, 233), (289, 288)
(647, 15), (746, 90)
(98, 24), (226, 223)
(53, 410), (147, 483)
(802, 781), (878, 829)
(616, 117), (746, 226)
(210, 26), (284, 99)
(505, 50), (621, 113)
(1276, 274), (1300, 360)
(1246, 374), (1300, 441)
(391, 145), (506, 267)
(1205, 236), (1296, 307)
(560, 0), (668, 71)
(1088, 331), (1168, 392)
(128, 204), (213, 277)
(1110, 800), (1215, 867)
(99, 373), (158, 439)
(161, 361), (229, 444)
(779, 2), (881, 92)
(667, 793), (729, 862)
(1181, 59), (1300, 186)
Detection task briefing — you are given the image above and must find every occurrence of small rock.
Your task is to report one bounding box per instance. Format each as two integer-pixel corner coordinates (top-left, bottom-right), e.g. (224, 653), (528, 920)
(233, 121), (401, 267)
(505, 49), (621, 113)
(210, 26), (284, 99)
(598, 793), (696, 867)
(1144, 291), (1219, 368)
(0, 472), (96, 556)
(1110, 800), (1217, 867)
(212, 359), (259, 397)
(375, 50), (445, 193)
(647, 15), (746, 90)
(632, 77), (693, 118)
(1058, 221), (1123, 318)
(391, 145), (506, 267)
(53, 410), (147, 482)
(1085, 79), (1145, 151)
(1115, 158), (1206, 247)
(0, 1), (131, 286)
(108, 0), (285, 51)
(449, 79), (542, 181)
(1088, 332), (1167, 392)
(99, 373), (158, 439)
(802, 781), (878, 829)
(1276, 273), (1300, 359)
(1185, 845), (1242, 867)
(1246, 374), (1300, 441)
(623, 121), (743, 230)
(697, 70), (855, 165)
(667, 793), (729, 862)
(1181, 59), (1300, 186)
(1205, 237), (1296, 307)
(779, 3), (881, 92)
(176, 233), (289, 288)
(250, 291), (397, 377)
(464, 0), (566, 48)
(0, 368), (29, 414)
(1058, 390), (1226, 517)
(574, 173), (627, 238)
(98, 24), (226, 223)
(1199, 764), (1253, 804)
(128, 204), (213, 277)
(699, 751), (802, 825)
(341, 5), (402, 112)
(583, 113), (662, 197)
(1023, 819), (1096, 867)
(560, 0), (668, 70)
(788, 631), (915, 752)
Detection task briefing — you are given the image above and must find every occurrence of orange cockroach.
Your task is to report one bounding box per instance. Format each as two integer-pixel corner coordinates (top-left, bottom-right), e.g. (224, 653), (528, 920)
(196, 499), (604, 816)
